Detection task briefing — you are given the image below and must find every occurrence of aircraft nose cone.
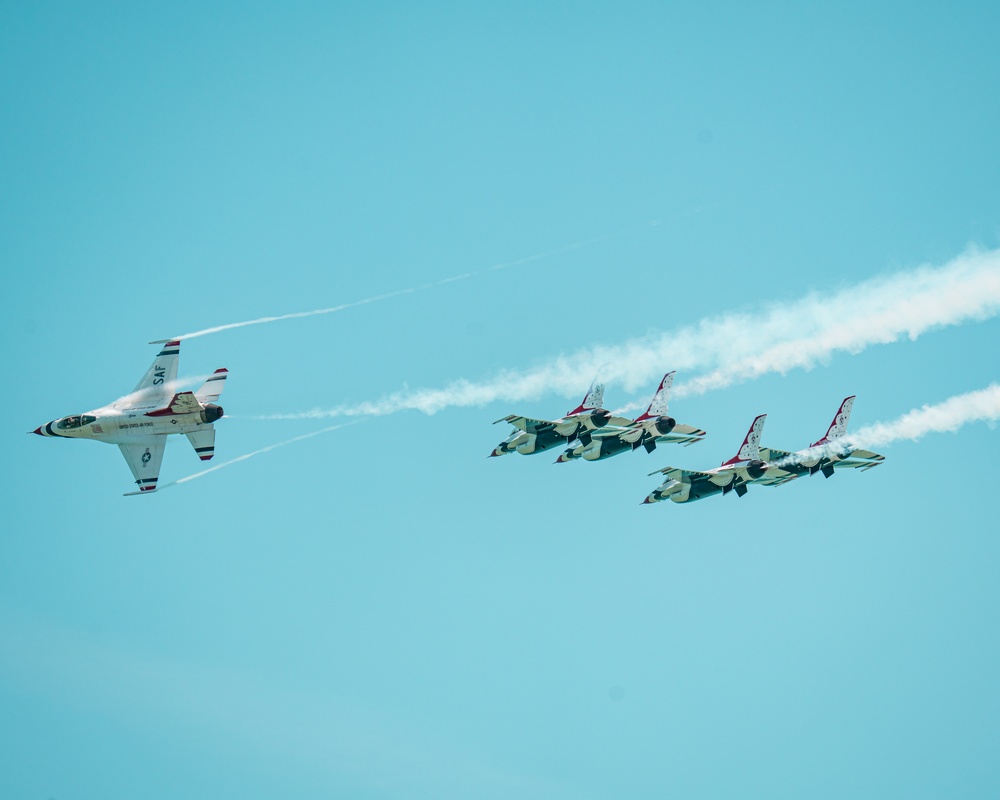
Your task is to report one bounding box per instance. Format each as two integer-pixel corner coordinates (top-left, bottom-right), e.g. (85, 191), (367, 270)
(30, 426), (44, 436)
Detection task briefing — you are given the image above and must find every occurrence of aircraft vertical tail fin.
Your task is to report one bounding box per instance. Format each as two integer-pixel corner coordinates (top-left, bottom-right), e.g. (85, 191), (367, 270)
(566, 375), (606, 415)
(810, 395), (855, 448)
(635, 372), (675, 421)
(195, 368), (229, 404)
(721, 414), (766, 465)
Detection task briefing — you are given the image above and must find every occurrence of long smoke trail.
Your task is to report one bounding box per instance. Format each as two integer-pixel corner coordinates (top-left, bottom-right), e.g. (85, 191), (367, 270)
(848, 383), (1000, 448)
(157, 421), (362, 491)
(256, 246), (1000, 420)
(157, 219), (683, 342)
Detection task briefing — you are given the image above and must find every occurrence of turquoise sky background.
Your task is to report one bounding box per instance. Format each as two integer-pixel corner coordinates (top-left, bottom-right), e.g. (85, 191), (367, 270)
(3, 4), (999, 798)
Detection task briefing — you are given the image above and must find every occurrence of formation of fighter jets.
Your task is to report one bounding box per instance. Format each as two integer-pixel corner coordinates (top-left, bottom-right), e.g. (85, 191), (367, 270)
(30, 342), (883, 503)
(31, 340), (227, 495)
(491, 372), (706, 461)
(491, 375), (884, 505)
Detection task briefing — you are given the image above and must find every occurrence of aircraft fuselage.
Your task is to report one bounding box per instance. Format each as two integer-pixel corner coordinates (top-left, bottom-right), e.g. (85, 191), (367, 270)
(33, 404), (222, 446)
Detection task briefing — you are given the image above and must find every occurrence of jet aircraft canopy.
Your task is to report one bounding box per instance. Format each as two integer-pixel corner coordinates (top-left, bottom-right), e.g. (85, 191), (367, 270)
(56, 415), (96, 430)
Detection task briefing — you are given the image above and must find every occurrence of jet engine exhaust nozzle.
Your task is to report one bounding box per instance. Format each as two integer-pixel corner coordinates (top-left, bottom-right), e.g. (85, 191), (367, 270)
(590, 409), (612, 428)
(653, 415), (676, 436)
(746, 459), (767, 480)
(201, 404), (224, 424)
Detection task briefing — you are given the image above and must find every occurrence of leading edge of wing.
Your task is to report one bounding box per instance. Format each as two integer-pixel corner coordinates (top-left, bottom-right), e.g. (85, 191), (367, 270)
(493, 414), (555, 432)
(647, 466), (716, 480)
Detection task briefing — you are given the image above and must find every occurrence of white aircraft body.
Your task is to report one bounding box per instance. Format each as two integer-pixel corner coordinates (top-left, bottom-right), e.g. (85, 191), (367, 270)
(556, 372), (706, 463)
(32, 340), (228, 495)
(758, 396), (884, 485)
(644, 414), (792, 504)
(490, 378), (633, 457)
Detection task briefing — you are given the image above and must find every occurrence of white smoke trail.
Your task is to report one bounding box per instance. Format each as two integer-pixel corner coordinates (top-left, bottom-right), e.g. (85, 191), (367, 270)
(771, 384), (1000, 468)
(158, 421), (363, 490)
(160, 290), (421, 341)
(677, 251), (1000, 398)
(157, 220), (679, 342)
(254, 246), (1000, 420)
(847, 383), (1000, 448)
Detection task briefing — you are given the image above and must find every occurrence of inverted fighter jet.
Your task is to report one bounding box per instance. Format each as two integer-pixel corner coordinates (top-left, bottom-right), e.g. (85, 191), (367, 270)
(643, 414), (791, 504)
(31, 340), (227, 495)
(555, 372), (706, 463)
(757, 396), (884, 485)
(490, 377), (632, 457)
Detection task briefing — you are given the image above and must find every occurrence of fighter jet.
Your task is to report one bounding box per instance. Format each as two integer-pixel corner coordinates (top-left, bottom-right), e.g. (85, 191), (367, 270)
(555, 372), (706, 463)
(757, 396), (884, 485)
(490, 377), (632, 457)
(643, 413), (791, 504)
(31, 340), (227, 495)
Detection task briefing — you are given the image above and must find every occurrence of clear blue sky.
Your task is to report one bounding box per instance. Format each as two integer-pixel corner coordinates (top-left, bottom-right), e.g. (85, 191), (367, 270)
(2, 4), (999, 798)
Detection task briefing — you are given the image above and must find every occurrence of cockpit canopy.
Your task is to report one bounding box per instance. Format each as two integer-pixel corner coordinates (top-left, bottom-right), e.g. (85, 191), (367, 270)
(56, 414), (97, 430)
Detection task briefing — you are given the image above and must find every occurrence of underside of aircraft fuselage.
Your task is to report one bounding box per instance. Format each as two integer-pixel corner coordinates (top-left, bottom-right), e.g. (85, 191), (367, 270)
(670, 477), (725, 503)
(494, 427), (569, 456)
(653, 470), (753, 503)
(561, 434), (632, 462)
(35, 408), (219, 445)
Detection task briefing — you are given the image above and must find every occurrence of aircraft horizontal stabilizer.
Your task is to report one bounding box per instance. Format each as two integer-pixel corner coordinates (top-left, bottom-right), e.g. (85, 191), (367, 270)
(186, 428), (216, 461)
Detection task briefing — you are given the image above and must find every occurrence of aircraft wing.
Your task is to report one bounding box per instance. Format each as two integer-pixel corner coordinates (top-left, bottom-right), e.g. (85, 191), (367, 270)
(589, 425), (637, 440)
(125, 340), (181, 409)
(843, 447), (883, 460)
(756, 471), (799, 487)
(832, 449), (885, 471)
(648, 466), (717, 482)
(119, 437), (167, 495)
(652, 423), (707, 447)
(494, 414), (556, 433)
